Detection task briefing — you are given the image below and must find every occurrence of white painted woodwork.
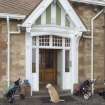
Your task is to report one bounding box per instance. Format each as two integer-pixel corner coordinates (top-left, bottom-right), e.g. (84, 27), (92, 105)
(70, 35), (80, 93)
(61, 8), (65, 27)
(41, 11), (46, 25)
(59, 0), (86, 31)
(25, 31), (32, 86)
(57, 50), (63, 89)
(22, 0), (86, 32)
(32, 37), (40, 91)
(24, 0), (85, 93)
(51, 3), (56, 24)
(22, 0), (54, 27)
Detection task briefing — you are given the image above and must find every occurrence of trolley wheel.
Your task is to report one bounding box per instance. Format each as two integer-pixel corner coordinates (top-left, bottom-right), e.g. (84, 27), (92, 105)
(84, 94), (89, 100)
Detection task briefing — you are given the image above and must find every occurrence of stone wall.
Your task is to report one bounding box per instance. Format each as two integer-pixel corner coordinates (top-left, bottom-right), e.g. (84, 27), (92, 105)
(73, 3), (105, 82)
(10, 33), (25, 82)
(0, 20), (25, 96)
(0, 2), (105, 94)
(0, 19), (7, 95)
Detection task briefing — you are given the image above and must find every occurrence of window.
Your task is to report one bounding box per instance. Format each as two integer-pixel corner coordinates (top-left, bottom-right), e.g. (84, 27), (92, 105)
(65, 38), (70, 47)
(32, 49), (36, 73)
(39, 36), (49, 46)
(46, 51), (53, 68)
(53, 36), (62, 47)
(32, 37), (36, 45)
(65, 50), (70, 72)
(32, 36), (71, 48)
(39, 50), (57, 69)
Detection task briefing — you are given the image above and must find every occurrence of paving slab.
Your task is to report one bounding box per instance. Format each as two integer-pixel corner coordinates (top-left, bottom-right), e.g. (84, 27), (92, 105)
(0, 94), (105, 105)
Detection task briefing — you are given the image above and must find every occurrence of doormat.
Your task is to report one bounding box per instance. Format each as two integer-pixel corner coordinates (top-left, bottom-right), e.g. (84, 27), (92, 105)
(40, 96), (76, 103)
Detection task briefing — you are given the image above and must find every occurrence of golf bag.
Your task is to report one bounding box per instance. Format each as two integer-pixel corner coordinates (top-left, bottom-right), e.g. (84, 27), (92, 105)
(5, 78), (21, 103)
(98, 80), (105, 99)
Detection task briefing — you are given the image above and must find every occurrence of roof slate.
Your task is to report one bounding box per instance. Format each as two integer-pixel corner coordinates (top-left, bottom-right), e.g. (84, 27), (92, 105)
(0, 0), (41, 15)
(0, 0), (104, 16)
(71, 0), (105, 6)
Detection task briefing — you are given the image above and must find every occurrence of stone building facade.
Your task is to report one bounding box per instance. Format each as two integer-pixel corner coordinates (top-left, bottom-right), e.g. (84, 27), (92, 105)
(74, 3), (105, 81)
(0, 0), (105, 95)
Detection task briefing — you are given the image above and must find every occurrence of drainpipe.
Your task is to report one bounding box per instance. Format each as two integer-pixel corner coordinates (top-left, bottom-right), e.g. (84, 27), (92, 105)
(91, 9), (103, 94)
(7, 16), (10, 87)
(0, 14), (24, 88)
(104, 9), (105, 81)
(6, 19), (22, 88)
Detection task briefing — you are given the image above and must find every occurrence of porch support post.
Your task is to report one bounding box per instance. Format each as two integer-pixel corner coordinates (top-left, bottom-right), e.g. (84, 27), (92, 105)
(35, 36), (39, 91)
(62, 49), (65, 89)
(62, 38), (65, 89)
(26, 27), (32, 95)
(71, 33), (81, 93)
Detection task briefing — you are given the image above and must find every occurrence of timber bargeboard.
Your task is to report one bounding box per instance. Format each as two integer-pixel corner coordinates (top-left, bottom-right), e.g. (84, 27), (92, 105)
(22, 0), (87, 32)
(32, 1), (74, 29)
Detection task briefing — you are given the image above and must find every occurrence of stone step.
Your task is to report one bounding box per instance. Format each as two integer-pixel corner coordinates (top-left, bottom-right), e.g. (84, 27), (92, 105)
(14, 90), (71, 98)
(32, 90), (71, 97)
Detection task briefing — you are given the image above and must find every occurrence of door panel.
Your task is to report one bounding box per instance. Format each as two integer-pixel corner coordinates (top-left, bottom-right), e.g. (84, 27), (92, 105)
(57, 50), (63, 89)
(40, 69), (57, 83)
(39, 49), (57, 84)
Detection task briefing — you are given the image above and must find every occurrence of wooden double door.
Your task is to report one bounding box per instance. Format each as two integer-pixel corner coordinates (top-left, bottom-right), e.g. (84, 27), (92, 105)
(39, 49), (57, 85)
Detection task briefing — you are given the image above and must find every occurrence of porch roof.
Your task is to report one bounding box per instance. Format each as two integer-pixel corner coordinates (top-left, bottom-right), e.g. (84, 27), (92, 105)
(0, 0), (104, 16)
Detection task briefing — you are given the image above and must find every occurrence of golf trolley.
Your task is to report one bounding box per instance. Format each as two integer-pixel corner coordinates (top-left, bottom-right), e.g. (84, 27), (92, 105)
(74, 80), (95, 100)
(5, 78), (21, 103)
(98, 80), (105, 99)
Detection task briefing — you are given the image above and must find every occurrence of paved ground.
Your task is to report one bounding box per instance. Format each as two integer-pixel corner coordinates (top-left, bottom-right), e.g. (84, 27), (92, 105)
(0, 94), (105, 105)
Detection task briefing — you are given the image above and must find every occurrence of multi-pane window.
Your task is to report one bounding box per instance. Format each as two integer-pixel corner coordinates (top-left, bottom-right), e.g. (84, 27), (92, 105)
(53, 36), (62, 47)
(65, 38), (70, 47)
(32, 36), (70, 48)
(65, 50), (70, 72)
(32, 49), (36, 73)
(39, 36), (49, 46)
(32, 37), (36, 45)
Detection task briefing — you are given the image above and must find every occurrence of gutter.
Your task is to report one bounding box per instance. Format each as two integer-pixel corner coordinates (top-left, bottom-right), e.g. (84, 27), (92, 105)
(91, 9), (104, 94)
(82, 30), (91, 39)
(71, 0), (105, 7)
(0, 13), (25, 20)
(7, 16), (10, 87)
(10, 24), (21, 34)
(83, 35), (91, 39)
(0, 13), (26, 87)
